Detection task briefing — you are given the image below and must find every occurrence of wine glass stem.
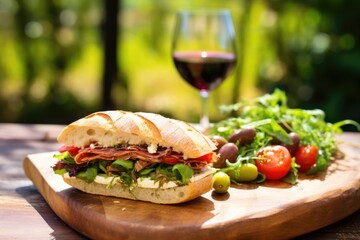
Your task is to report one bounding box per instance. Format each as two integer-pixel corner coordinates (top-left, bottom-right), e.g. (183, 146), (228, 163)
(200, 89), (210, 129)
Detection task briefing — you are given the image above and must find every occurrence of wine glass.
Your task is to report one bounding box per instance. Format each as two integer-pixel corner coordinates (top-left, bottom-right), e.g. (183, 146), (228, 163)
(172, 9), (237, 129)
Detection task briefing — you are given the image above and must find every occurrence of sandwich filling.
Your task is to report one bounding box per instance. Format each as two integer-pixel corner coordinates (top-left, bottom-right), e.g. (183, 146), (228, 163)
(52, 144), (214, 188)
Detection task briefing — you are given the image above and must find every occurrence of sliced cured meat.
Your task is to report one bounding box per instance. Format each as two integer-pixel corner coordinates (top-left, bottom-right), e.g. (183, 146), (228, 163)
(75, 146), (173, 164)
(74, 145), (207, 170)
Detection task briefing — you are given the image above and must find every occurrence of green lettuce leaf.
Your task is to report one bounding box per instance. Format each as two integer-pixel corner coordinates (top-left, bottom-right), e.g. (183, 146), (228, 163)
(139, 167), (155, 176)
(111, 159), (134, 170)
(76, 166), (98, 183)
(243, 119), (292, 145)
(172, 164), (194, 185)
(54, 168), (68, 175)
(99, 160), (108, 173)
(281, 158), (299, 184)
(53, 151), (75, 165)
(119, 173), (132, 187)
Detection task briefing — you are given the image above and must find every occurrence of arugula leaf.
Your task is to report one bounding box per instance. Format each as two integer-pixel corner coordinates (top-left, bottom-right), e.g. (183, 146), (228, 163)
(332, 119), (360, 132)
(172, 164), (194, 185)
(118, 173), (132, 187)
(76, 165), (98, 183)
(99, 160), (108, 173)
(281, 158), (299, 184)
(54, 168), (68, 175)
(252, 172), (266, 183)
(111, 159), (134, 170)
(53, 152), (75, 165)
(139, 167), (155, 176)
(243, 119), (292, 145)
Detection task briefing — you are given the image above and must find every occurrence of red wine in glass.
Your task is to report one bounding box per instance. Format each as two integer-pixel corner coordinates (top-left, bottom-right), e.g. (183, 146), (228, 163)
(173, 51), (236, 91)
(172, 10), (237, 129)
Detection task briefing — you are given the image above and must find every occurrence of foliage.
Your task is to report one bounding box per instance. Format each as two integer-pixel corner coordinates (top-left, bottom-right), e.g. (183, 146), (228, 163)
(0, 0), (359, 125)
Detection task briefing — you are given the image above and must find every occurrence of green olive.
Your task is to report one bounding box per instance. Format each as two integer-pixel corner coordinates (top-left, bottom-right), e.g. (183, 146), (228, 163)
(212, 171), (230, 194)
(227, 163), (258, 182)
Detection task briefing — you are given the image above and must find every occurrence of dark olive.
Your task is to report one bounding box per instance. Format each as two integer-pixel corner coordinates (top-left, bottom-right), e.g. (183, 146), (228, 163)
(229, 128), (256, 146)
(281, 132), (300, 156)
(213, 143), (239, 168)
(211, 135), (228, 151)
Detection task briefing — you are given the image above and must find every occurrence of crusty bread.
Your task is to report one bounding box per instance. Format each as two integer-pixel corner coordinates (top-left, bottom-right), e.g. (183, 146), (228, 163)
(57, 110), (216, 158)
(57, 111), (161, 149)
(136, 112), (216, 158)
(62, 168), (213, 204)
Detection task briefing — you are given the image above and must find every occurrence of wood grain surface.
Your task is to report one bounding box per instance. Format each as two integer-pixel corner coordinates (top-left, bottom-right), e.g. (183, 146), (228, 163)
(23, 137), (360, 240)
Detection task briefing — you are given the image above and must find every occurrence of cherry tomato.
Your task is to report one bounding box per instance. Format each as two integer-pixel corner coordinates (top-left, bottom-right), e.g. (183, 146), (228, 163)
(58, 145), (80, 156)
(162, 156), (180, 165)
(294, 145), (318, 172)
(255, 145), (291, 180)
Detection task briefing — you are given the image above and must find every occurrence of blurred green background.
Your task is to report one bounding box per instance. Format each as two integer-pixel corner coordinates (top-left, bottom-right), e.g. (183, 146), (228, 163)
(0, 0), (359, 128)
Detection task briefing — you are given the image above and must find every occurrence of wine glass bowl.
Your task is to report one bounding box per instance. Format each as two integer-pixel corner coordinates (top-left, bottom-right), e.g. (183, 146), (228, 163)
(172, 10), (236, 129)
(173, 51), (236, 91)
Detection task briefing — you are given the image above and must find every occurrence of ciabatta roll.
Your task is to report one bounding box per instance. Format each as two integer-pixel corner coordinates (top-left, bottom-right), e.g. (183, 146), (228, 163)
(52, 110), (216, 204)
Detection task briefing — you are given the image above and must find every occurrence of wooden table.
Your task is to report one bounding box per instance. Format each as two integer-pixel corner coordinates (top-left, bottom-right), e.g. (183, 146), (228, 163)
(0, 123), (359, 239)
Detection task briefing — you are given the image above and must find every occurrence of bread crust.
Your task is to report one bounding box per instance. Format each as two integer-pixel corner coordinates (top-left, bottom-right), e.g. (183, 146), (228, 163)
(57, 110), (216, 158)
(136, 112), (216, 158)
(62, 169), (213, 204)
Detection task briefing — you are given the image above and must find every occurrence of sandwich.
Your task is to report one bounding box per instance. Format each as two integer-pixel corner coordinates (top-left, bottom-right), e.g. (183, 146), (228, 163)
(52, 110), (217, 204)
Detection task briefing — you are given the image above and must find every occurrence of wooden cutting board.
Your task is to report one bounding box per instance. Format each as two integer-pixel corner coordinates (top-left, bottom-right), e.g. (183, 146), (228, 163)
(23, 137), (360, 240)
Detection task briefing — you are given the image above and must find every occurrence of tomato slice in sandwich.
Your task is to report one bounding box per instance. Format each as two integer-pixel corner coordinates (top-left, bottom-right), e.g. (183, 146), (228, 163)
(162, 156), (181, 165)
(196, 153), (213, 163)
(58, 145), (81, 156)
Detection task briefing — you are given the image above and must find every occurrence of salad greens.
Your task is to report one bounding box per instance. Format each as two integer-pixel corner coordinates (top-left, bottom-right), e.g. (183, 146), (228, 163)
(210, 89), (359, 183)
(52, 153), (196, 187)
